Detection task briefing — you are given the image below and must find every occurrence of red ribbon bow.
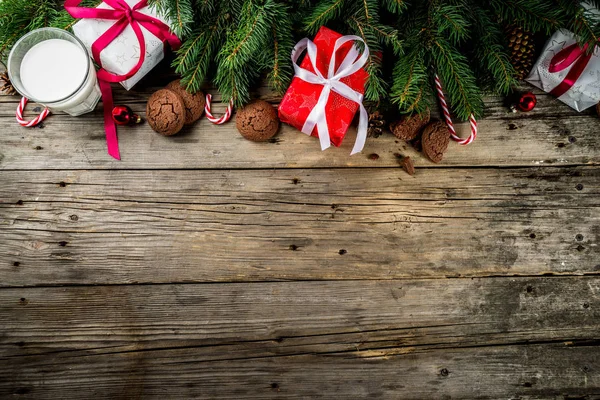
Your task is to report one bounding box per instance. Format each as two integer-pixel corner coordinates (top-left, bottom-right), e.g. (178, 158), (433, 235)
(65, 0), (181, 159)
(548, 40), (595, 98)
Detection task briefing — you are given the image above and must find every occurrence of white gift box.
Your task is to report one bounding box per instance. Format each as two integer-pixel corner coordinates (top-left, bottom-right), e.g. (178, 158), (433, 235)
(526, 29), (600, 112)
(72, 0), (170, 90)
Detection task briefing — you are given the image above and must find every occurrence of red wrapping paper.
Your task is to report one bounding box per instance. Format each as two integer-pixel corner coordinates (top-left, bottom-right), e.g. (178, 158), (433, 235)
(278, 27), (369, 147)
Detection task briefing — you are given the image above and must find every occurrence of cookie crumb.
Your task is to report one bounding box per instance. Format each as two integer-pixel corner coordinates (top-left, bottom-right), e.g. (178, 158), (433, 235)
(400, 156), (415, 175)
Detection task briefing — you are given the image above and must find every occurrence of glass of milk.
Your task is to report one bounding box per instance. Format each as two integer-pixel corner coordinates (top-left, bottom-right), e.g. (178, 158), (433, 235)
(8, 27), (101, 116)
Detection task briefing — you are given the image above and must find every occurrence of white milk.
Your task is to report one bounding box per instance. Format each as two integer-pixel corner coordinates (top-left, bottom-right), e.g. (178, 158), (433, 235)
(18, 38), (100, 115)
(21, 39), (88, 102)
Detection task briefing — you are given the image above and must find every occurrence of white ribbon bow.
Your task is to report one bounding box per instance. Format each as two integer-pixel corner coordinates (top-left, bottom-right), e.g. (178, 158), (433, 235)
(291, 35), (369, 155)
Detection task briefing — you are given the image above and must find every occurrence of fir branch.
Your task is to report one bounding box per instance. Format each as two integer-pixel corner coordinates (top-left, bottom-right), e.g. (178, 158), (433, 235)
(390, 44), (429, 115)
(0, 0), (62, 59)
(491, 0), (560, 34)
(50, 0), (101, 31)
(562, 2), (600, 51)
(267, 2), (294, 93)
(174, 16), (222, 93)
(195, 0), (216, 12)
(349, 15), (388, 101)
(370, 22), (402, 55)
(1, 0), (591, 117)
(150, 0), (194, 38)
(174, 0), (185, 34)
(362, 0), (373, 20)
(430, 35), (484, 119)
(270, 24), (282, 87)
(481, 47), (515, 93)
(433, 4), (469, 45)
(303, 0), (345, 34)
(215, 0), (274, 105)
(0, 30), (25, 60)
(469, 3), (517, 94)
(381, 0), (406, 14)
(405, 86), (427, 114)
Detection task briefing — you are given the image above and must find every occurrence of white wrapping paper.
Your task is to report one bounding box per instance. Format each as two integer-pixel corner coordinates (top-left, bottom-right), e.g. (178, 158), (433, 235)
(526, 29), (600, 112)
(72, 0), (169, 90)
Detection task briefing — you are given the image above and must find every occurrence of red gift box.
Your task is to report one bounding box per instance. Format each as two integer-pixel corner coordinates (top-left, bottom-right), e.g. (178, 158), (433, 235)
(278, 27), (369, 147)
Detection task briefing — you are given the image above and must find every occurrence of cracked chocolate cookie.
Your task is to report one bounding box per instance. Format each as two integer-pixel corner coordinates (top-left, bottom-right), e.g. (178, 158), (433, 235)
(422, 121), (450, 163)
(235, 99), (279, 142)
(146, 89), (186, 136)
(166, 79), (205, 125)
(389, 109), (430, 141)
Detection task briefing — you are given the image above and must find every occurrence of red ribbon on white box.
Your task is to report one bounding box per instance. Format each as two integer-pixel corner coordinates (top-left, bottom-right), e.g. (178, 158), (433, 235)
(548, 39), (597, 98)
(65, 0), (181, 160)
(291, 35), (369, 155)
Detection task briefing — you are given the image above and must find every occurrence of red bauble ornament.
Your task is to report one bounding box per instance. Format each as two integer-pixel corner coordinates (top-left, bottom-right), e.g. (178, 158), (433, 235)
(112, 105), (142, 125)
(517, 92), (537, 112)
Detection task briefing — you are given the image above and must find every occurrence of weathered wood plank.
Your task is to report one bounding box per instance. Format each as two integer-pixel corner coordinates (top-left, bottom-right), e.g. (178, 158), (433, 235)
(0, 83), (598, 169)
(1, 167), (598, 286)
(1, 278), (599, 399)
(2, 277), (597, 356)
(4, 344), (598, 399)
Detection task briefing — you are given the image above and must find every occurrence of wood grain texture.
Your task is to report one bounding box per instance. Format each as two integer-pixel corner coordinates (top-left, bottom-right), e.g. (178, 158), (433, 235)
(1, 167), (598, 286)
(4, 344), (598, 399)
(1, 277), (599, 399)
(2, 71), (600, 399)
(0, 85), (599, 170)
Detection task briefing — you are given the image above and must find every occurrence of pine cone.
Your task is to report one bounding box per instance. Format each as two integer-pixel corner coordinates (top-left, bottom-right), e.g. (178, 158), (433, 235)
(506, 25), (536, 80)
(368, 110), (386, 138)
(0, 71), (17, 96)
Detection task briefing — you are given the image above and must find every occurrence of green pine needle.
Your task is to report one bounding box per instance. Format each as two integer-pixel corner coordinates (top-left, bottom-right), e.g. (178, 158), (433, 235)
(3, 0), (599, 122)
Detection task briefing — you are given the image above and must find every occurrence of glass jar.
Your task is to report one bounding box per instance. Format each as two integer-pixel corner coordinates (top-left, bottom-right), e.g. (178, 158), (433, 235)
(8, 27), (101, 116)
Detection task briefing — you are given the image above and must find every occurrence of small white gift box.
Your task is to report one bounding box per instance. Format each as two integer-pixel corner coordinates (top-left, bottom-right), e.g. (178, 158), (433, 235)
(72, 0), (172, 90)
(526, 29), (600, 112)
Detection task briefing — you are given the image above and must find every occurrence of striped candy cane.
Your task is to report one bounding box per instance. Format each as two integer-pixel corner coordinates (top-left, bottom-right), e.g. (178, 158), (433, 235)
(16, 97), (50, 127)
(434, 74), (477, 145)
(204, 93), (233, 124)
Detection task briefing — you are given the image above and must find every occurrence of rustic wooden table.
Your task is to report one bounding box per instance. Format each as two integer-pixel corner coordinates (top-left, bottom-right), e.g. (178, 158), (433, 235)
(1, 75), (599, 399)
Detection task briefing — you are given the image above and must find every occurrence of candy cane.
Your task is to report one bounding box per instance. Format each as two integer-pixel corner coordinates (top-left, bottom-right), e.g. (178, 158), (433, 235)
(434, 74), (477, 145)
(16, 97), (50, 127)
(204, 93), (233, 124)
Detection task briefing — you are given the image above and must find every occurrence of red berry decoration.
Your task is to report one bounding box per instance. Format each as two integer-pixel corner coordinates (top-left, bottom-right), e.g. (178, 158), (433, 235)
(517, 92), (537, 112)
(112, 105), (142, 125)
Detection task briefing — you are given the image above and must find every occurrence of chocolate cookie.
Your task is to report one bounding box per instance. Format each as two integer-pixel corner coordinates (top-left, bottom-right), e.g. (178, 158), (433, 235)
(236, 99), (279, 141)
(422, 121), (450, 163)
(166, 79), (205, 125)
(146, 89), (186, 136)
(399, 156), (415, 175)
(389, 109), (430, 140)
